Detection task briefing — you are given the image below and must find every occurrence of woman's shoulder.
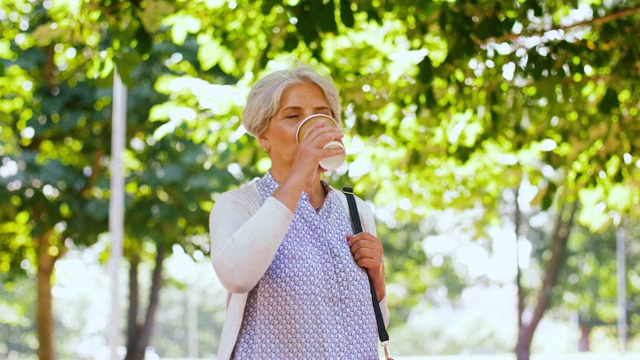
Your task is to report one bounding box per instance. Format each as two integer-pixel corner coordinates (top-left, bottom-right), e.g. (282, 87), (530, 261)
(331, 186), (373, 215)
(331, 185), (377, 234)
(213, 180), (262, 210)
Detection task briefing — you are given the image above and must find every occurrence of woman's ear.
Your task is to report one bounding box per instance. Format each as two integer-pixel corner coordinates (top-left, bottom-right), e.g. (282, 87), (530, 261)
(258, 134), (270, 154)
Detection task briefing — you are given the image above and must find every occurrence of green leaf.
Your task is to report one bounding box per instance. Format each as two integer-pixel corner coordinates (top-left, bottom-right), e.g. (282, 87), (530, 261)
(417, 56), (434, 84)
(141, 0), (176, 32)
(31, 24), (65, 46)
(541, 182), (557, 210)
(134, 25), (152, 56)
(579, 187), (604, 207)
(168, 14), (202, 45)
(339, 0), (355, 28)
(149, 102), (176, 122)
(475, 16), (500, 40)
(0, 39), (13, 60)
(527, 0), (543, 17)
(283, 33), (299, 52)
(607, 184), (632, 212)
(198, 39), (224, 71)
(261, 0), (280, 14)
(296, 10), (320, 44)
(315, 0), (338, 33)
(598, 88), (619, 114)
(100, 56), (115, 78)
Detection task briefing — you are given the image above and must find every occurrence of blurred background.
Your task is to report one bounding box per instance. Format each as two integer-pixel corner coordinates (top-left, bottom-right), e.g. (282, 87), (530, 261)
(1, 0), (639, 359)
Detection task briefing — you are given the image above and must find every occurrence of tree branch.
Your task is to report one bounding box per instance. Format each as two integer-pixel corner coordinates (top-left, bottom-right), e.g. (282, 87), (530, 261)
(486, 5), (640, 44)
(528, 201), (579, 332)
(126, 253), (141, 350)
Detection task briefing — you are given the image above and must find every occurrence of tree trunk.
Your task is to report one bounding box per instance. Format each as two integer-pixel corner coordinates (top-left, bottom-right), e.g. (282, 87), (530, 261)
(579, 324), (591, 351)
(126, 254), (141, 352)
(515, 202), (578, 360)
(36, 231), (56, 360)
(514, 187), (524, 332)
(515, 331), (532, 360)
(125, 244), (166, 360)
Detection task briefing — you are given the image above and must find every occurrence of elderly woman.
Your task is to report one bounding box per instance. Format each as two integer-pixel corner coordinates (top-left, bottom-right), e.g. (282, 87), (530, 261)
(209, 64), (390, 359)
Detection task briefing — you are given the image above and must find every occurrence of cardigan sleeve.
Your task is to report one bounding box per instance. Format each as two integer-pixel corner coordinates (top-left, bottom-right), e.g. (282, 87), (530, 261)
(209, 188), (294, 293)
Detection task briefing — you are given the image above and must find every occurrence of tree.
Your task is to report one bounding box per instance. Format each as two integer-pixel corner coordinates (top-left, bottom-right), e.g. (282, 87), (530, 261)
(1, 2), (114, 358)
(3, 1), (640, 359)
(555, 221), (640, 351)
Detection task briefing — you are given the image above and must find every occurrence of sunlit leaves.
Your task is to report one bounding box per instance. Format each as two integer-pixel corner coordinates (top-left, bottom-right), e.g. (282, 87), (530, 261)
(1, 0), (636, 240)
(446, 110), (483, 148)
(196, 33), (235, 72)
(607, 184), (632, 212)
(166, 13), (202, 45)
(30, 24), (64, 47)
(140, 0), (176, 32)
(0, 210), (33, 277)
(576, 177), (638, 232)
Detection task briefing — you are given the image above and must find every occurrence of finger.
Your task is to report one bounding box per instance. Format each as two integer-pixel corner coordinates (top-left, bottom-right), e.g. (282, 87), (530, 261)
(352, 246), (380, 261)
(351, 248), (375, 261)
(310, 130), (343, 148)
(303, 126), (342, 146)
(300, 121), (328, 143)
(348, 234), (382, 250)
(350, 242), (381, 259)
(355, 257), (383, 270)
(352, 239), (383, 257)
(347, 233), (370, 246)
(322, 145), (345, 158)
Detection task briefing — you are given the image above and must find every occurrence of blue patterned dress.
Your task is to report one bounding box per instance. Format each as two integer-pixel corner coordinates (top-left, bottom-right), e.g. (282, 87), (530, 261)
(231, 172), (379, 359)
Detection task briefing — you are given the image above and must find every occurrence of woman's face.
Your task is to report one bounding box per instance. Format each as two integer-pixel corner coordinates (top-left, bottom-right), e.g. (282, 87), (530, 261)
(259, 82), (333, 170)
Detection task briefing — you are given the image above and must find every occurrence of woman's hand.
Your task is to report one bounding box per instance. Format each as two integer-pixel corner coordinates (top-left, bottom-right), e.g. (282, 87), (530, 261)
(273, 121), (343, 212)
(347, 232), (386, 302)
(293, 121), (344, 185)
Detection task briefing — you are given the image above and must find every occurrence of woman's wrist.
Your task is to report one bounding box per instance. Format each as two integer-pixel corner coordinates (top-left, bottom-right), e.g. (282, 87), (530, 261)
(272, 172), (309, 212)
(371, 265), (386, 302)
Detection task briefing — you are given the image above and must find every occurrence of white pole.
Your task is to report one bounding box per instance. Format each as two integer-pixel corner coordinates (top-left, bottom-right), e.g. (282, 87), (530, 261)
(187, 282), (199, 358)
(616, 220), (627, 354)
(108, 68), (127, 360)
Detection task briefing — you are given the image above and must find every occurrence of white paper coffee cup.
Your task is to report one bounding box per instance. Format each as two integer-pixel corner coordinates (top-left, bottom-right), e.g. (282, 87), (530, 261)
(295, 114), (346, 170)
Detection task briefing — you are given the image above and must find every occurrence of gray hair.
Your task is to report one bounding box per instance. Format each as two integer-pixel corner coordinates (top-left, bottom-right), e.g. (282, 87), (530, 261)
(242, 65), (341, 137)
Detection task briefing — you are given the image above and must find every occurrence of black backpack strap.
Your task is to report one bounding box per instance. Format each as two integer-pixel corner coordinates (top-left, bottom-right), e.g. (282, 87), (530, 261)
(342, 187), (390, 344)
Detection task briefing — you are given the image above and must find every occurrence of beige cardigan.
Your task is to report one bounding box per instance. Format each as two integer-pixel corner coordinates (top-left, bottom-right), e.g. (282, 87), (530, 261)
(209, 181), (390, 360)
